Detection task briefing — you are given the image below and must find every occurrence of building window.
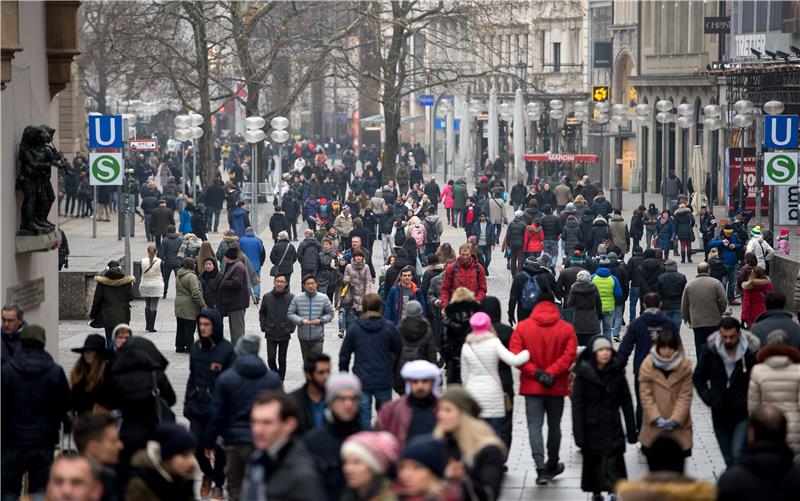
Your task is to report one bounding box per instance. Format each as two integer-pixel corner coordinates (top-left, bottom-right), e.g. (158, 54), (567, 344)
(553, 42), (561, 72)
(741, 0), (755, 33)
(756, 1), (768, 31)
(540, 31), (546, 71)
(768, 0), (783, 30)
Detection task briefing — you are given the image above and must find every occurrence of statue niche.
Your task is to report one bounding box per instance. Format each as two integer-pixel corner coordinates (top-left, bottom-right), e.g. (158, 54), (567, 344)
(16, 125), (69, 234)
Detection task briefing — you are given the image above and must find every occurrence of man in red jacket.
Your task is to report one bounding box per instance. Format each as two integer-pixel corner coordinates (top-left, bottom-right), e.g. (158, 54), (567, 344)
(510, 294), (577, 485)
(440, 243), (487, 309)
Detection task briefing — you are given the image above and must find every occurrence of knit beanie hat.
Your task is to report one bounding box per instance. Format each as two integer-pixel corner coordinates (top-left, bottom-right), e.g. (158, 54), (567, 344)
(20, 324), (46, 349)
(469, 312), (492, 335)
(234, 333), (261, 356)
(597, 255), (611, 267)
(326, 372), (362, 401)
(405, 300), (423, 319)
(780, 227), (790, 236)
(591, 336), (612, 353)
(401, 435), (446, 477)
(341, 431), (400, 474)
(576, 270), (591, 283)
(566, 202), (576, 211)
(751, 226), (762, 238)
(514, 210), (524, 218)
(153, 422), (196, 460)
(440, 385), (481, 417)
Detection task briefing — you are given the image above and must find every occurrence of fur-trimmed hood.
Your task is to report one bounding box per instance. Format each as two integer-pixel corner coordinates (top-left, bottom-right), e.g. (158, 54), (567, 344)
(616, 471), (717, 501)
(756, 344), (800, 364)
(95, 274), (135, 287)
(705, 330), (761, 357)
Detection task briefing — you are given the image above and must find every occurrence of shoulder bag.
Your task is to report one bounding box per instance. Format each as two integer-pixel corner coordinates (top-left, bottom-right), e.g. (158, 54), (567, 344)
(270, 243), (290, 277)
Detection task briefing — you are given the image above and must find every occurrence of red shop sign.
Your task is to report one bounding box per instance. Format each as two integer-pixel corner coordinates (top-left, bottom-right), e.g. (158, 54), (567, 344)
(523, 153), (599, 163)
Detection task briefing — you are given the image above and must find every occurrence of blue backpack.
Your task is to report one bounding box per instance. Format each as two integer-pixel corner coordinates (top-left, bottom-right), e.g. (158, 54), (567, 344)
(520, 271), (541, 310)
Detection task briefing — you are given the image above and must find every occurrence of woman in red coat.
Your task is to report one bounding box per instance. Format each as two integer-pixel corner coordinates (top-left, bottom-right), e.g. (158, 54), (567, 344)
(741, 266), (773, 328)
(523, 217), (544, 260)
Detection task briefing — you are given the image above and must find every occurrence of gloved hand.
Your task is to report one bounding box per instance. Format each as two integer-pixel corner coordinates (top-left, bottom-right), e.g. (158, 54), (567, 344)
(663, 419), (679, 432)
(655, 417), (669, 429)
(534, 368), (555, 388)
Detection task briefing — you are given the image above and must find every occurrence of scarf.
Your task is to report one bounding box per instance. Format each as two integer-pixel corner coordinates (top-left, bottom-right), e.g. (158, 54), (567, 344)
(649, 347), (683, 372)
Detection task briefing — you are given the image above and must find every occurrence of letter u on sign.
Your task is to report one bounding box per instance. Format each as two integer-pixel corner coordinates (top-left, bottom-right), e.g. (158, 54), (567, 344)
(764, 115), (799, 150)
(88, 115), (124, 149)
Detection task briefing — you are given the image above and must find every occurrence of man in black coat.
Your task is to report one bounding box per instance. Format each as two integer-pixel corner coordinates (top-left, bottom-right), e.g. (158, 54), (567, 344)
(190, 204), (208, 241)
(1, 325), (71, 501)
(508, 255), (561, 325)
(151, 200), (175, 248)
(269, 207), (290, 243)
(141, 191), (160, 242)
(504, 210), (528, 275)
(540, 205), (562, 269)
(693, 317), (760, 466)
(750, 292), (800, 348)
(157, 225), (183, 298)
(296, 229), (322, 280)
(424, 177), (441, 209)
(281, 190), (300, 240)
(289, 352), (331, 434)
(204, 180), (225, 233)
(634, 248), (664, 299)
(1, 304), (25, 365)
(717, 404), (800, 501)
(625, 246), (645, 322)
(259, 275), (295, 380)
(510, 179), (527, 210)
(629, 206), (645, 251)
(304, 373), (364, 501)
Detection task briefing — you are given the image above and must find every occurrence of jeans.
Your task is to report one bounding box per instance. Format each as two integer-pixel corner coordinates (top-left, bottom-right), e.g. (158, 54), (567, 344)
(1, 447), (53, 501)
(611, 305), (624, 339)
(712, 414), (748, 466)
(266, 339), (289, 380)
(601, 312), (614, 341)
(299, 338), (324, 365)
(227, 309), (246, 344)
(446, 208), (453, 225)
(453, 208), (462, 227)
(382, 234), (393, 261)
(633, 376), (643, 433)
(479, 245), (492, 274)
(645, 228), (655, 248)
(252, 282), (261, 300)
(358, 388), (393, 428)
(224, 444), (253, 501)
(104, 326), (115, 349)
(144, 213), (153, 240)
(543, 240), (559, 268)
(209, 207), (222, 231)
(189, 416), (226, 488)
(484, 417), (504, 439)
(724, 263), (738, 300)
(510, 247), (524, 276)
(664, 310), (682, 330)
(693, 325), (717, 357)
(338, 308), (356, 334)
(524, 395), (564, 470)
(629, 287), (640, 322)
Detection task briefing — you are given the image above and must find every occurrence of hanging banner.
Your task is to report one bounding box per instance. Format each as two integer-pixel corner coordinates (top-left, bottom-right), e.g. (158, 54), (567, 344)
(776, 184), (800, 226)
(727, 147), (769, 212)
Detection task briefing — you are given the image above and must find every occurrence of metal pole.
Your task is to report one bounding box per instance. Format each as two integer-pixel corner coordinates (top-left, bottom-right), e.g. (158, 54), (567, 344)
(92, 186), (97, 238)
(123, 146), (131, 276)
(738, 128), (745, 212)
(710, 129), (716, 219)
(252, 143), (258, 232)
(181, 142), (186, 195)
(641, 125), (647, 208)
(192, 138), (197, 199)
(428, 105), (435, 176)
(754, 114), (763, 224)
(662, 122), (668, 211)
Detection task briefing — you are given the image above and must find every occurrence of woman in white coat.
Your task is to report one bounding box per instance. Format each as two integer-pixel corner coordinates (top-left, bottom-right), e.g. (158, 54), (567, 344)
(139, 245), (164, 332)
(460, 311), (529, 435)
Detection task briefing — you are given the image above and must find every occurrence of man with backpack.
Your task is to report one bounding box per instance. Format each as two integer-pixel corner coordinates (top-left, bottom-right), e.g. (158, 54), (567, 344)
(440, 243), (487, 310)
(508, 255), (560, 325)
(423, 206), (443, 256)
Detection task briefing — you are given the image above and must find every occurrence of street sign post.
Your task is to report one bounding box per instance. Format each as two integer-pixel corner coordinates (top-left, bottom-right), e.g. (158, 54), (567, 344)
(88, 115), (123, 149)
(89, 152), (124, 186)
(764, 115), (799, 149)
(128, 139), (158, 151)
(419, 94), (434, 106)
(764, 151), (799, 186)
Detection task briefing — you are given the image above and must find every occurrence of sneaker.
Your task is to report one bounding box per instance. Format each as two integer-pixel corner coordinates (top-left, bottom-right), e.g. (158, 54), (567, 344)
(729, 299), (741, 305)
(338, 331), (345, 339)
(613, 335), (621, 343)
(210, 487), (224, 500)
(546, 462), (565, 480)
(200, 476), (212, 498)
(535, 469), (549, 485)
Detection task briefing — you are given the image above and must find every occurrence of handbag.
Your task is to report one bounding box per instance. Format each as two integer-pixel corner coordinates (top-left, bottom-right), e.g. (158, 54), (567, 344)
(270, 242), (291, 277)
(152, 371), (175, 423)
(337, 283), (354, 309)
(464, 343), (513, 413)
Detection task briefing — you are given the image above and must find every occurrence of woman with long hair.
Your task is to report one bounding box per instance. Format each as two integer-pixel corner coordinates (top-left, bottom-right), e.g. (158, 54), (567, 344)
(196, 241), (216, 273)
(434, 386), (507, 501)
(742, 266), (773, 328)
(436, 243), (457, 267)
(139, 245), (164, 333)
(69, 334), (111, 414)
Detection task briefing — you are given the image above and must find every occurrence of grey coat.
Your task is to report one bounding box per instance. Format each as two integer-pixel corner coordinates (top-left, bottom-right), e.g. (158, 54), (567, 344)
(287, 291), (334, 341)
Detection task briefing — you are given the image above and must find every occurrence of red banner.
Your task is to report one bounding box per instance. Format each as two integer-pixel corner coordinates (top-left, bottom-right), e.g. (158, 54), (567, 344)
(523, 153), (599, 163)
(727, 147), (769, 212)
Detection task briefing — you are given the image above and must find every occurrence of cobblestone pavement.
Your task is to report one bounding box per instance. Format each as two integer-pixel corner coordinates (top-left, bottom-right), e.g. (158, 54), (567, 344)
(57, 190), (728, 500)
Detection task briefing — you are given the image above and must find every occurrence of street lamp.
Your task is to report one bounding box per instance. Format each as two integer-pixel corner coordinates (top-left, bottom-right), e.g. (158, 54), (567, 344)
(655, 99), (675, 210)
(634, 103), (652, 207)
(270, 116), (290, 188)
(173, 115), (192, 195)
(189, 114), (204, 198)
(120, 113), (137, 275)
(732, 99), (754, 212)
(703, 104), (723, 215)
(676, 103), (694, 195)
(245, 116), (267, 232)
(549, 100), (564, 155)
(438, 99), (453, 179)
(515, 60), (528, 89)
(609, 104), (630, 209)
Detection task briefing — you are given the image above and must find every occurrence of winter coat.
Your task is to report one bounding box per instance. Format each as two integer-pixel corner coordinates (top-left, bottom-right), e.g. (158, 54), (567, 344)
(618, 309), (679, 375)
(270, 239), (297, 277)
(654, 218), (676, 250)
(565, 281), (602, 336)
(215, 235), (238, 263)
(560, 219), (582, 257)
(554, 184), (573, 207)
(394, 316), (438, 392)
(177, 233), (202, 259)
(539, 214), (561, 242)
(440, 300), (480, 365)
(693, 330), (760, 420)
(239, 233), (266, 273)
(777, 237), (791, 255)
(339, 315), (402, 391)
(158, 233), (183, 269)
(505, 218), (527, 249)
(422, 215), (443, 245)
(304, 417), (364, 501)
(572, 349), (636, 455)
(384, 283), (427, 324)
(629, 210), (644, 239)
(439, 183), (454, 209)
(748, 345), (800, 459)
(204, 354), (282, 447)
(591, 268), (622, 313)
(150, 206), (175, 236)
(200, 263), (222, 309)
(184, 309), (236, 418)
(174, 268), (205, 320)
(178, 208), (192, 235)
(440, 257), (487, 307)
(608, 213), (629, 254)
(488, 197), (507, 225)
(509, 301), (577, 396)
(636, 257), (665, 294)
(461, 333), (529, 418)
(750, 309), (800, 349)
(296, 237), (322, 274)
(259, 289), (295, 341)
(333, 214), (354, 238)
(638, 352), (694, 450)
(709, 233), (743, 266)
(745, 236), (775, 269)
(190, 211), (208, 241)
(1, 322), (24, 365)
(241, 439), (328, 501)
(230, 207), (250, 237)
(139, 257), (164, 298)
(90, 269), (135, 328)
(126, 446), (194, 501)
(654, 262), (687, 311)
(452, 180), (468, 209)
(316, 249), (340, 291)
(673, 207), (695, 241)
(1, 346), (71, 448)
(681, 273), (728, 328)
(589, 196), (612, 219)
(716, 439), (800, 501)
(523, 225), (544, 253)
(288, 291), (335, 341)
(609, 260), (630, 305)
(343, 261), (371, 311)
(508, 258), (559, 323)
(217, 260), (250, 314)
(742, 277), (773, 327)
(587, 217), (611, 254)
(471, 222), (496, 246)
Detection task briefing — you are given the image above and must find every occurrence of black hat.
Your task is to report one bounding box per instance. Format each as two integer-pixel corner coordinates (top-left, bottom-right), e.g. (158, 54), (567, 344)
(71, 334), (110, 355)
(401, 435), (446, 477)
(153, 423), (196, 460)
(158, 199), (167, 204)
(224, 248), (239, 260)
(646, 436), (685, 473)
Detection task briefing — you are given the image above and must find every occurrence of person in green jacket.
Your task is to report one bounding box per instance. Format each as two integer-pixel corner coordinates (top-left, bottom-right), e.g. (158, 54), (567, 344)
(591, 256), (622, 342)
(174, 257), (206, 353)
(452, 177), (468, 226)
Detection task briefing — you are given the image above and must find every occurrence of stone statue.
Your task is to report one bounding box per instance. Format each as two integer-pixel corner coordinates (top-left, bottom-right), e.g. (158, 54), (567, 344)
(16, 125), (68, 234)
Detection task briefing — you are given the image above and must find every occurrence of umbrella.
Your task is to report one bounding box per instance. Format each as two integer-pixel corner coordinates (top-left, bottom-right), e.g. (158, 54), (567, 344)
(488, 88), (498, 161)
(514, 87), (526, 176)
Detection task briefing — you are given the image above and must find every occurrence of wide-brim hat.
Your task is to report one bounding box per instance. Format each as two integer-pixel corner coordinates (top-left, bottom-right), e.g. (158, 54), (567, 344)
(71, 334), (111, 356)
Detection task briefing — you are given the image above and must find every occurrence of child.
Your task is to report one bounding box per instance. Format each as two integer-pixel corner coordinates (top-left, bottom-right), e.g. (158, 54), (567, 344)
(777, 227), (791, 255)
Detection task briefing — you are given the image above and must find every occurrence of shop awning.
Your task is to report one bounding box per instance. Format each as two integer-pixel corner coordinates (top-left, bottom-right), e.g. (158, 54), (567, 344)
(523, 153), (599, 163)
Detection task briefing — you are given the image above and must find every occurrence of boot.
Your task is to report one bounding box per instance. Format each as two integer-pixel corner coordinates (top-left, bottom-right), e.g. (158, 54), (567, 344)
(681, 251), (686, 263)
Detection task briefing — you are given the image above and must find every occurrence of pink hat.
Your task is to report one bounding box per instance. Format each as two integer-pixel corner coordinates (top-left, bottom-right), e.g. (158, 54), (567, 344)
(469, 312), (492, 335)
(341, 431), (400, 474)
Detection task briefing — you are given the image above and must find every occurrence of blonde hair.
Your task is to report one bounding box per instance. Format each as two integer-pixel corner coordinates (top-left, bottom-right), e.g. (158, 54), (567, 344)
(433, 409), (506, 467)
(450, 287), (475, 304)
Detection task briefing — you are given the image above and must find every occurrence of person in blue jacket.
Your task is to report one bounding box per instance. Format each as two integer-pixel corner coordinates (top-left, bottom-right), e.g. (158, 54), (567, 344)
(229, 201), (251, 237)
(708, 224), (743, 302)
(179, 200), (194, 235)
(238, 228), (266, 298)
(653, 210), (675, 252)
(384, 266), (426, 324)
(185, 309), (235, 499)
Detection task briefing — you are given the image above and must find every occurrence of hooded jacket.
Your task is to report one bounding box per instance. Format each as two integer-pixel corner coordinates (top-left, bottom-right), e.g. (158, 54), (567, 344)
(591, 267), (622, 313)
(742, 277), (773, 327)
(590, 195), (613, 219)
(1, 343), (71, 447)
(654, 261), (687, 311)
(239, 232), (266, 273)
(745, 235), (775, 268)
(560, 218), (582, 256)
(540, 213), (562, 241)
(505, 216), (527, 249)
(716, 439), (800, 501)
(452, 179), (468, 208)
(90, 268), (135, 328)
(339, 315), (402, 391)
(126, 444), (194, 501)
(654, 217), (676, 249)
(523, 224), (544, 253)
(204, 354), (282, 447)
(608, 213), (629, 254)
(199, 259), (222, 308)
(230, 206), (250, 237)
(217, 260), (250, 314)
(441, 300), (480, 363)
(587, 216), (610, 255)
(384, 281), (427, 324)
(673, 206), (695, 240)
(508, 257), (559, 323)
(638, 351), (694, 450)
(629, 209), (644, 239)
(565, 281), (603, 336)
(461, 332), (529, 418)
(184, 309), (236, 418)
(259, 288), (295, 341)
(440, 256), (487, 307)
(174, 268), (206, 320)
(509, 301), (577, 396)
(295, 237), (322, 275)
(618, 309), (679, 374)
(750, 309), (800, 349)
(635, 255), (665, 294)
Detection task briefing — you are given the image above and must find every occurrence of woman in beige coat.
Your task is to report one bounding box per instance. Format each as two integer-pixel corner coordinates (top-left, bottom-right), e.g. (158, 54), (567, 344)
(638, 329), (694, 457)
(748, 329), (800, 459)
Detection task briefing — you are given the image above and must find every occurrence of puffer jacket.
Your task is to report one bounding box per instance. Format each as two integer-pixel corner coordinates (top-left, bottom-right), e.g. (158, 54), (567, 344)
(565, 281), (602, 336)
(673, 207), (695, 240)
(139, 257), (164, 298)
(748, 344), (800, 459)
(654, 261), (687, 311)
(638, 351), (694, 451)
(561, 218), (582, 256)
(590, 195), (613, 219)
(608, 213), (629, 254)
(184, 309), (236, 418)
(745, 235), (775, 268)
(461, 333), (529, 418)
(174, 267), (206, 320)
(505, 217), (527, 249)
(287, 291), (335, 341)
(636, 256), (665, 294)
(89, 268), (135, 328)
(591, 267), (622, 313)
(540, 214), (561, 241)
(587, 217), (610, 255)
(343, 261), (371, 312)
(523, 225), (544, 253)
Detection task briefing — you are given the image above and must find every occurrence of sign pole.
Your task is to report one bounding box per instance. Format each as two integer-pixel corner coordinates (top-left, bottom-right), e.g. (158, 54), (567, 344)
(755, 114), (763, 224)
(123, 142), (131, 276)
(252, 142), (258, 233)
(92, 186), (97, 238)
(192, 138), (197, 199)
(181, 143), (186, 195)
(738, 129), (745, 212)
